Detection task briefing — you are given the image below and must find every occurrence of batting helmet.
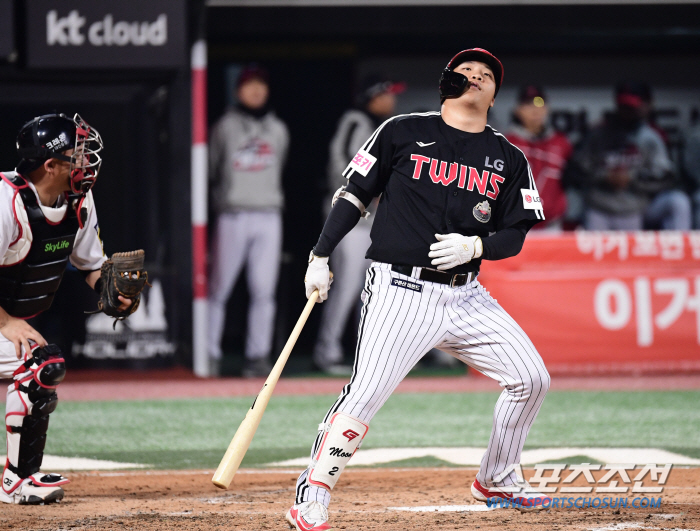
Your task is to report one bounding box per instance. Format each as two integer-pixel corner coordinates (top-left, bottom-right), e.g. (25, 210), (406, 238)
(439, 48), (504, 102)
(16, 113), (103, 195)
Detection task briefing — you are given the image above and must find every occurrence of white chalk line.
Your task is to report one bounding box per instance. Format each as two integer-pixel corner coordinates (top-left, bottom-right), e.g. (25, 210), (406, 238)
(390, 504), (495, 513)
(588, 524), (700, 531)
(0, 454), (146, 470)
(270, 447), (700, 467)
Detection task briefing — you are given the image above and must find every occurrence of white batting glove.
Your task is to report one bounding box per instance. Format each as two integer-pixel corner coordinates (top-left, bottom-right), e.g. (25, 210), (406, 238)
(428, 233), (483, 271)
(305, 252), (333, 302)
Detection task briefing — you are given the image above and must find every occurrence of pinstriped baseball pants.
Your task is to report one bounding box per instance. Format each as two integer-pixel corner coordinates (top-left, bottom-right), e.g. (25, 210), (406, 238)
(296, 262), (550, 507)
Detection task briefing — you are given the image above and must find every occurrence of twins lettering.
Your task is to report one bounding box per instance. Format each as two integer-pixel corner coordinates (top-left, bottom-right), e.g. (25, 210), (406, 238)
(410, 155), (505, 200)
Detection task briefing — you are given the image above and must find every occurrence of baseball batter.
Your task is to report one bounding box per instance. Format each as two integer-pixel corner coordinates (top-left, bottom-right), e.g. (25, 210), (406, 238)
(286, 49), (551, 530)
(0, 113), (146, 505)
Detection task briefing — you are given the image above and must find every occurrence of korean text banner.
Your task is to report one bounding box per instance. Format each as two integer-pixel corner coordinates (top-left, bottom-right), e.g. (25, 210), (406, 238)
(478, 232), (700, 374)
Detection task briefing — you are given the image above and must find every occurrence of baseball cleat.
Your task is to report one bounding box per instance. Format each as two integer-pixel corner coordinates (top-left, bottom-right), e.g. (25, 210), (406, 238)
(471, 478), (551, 511)
(0, 475), (66, 505)
(286, 501), (333, 530)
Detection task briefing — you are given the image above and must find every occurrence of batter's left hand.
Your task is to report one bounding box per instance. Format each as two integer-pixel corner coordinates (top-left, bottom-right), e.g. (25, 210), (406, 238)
(429, 233), (483, 271)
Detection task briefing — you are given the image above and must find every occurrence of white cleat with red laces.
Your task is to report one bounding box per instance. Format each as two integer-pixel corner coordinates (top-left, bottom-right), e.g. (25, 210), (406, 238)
(0, 472), (67, 505)
(471, 478), (551, 511)
(286, 500), (332, 531)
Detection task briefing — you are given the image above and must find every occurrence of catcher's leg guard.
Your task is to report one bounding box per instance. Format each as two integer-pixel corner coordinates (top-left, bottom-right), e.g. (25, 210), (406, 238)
(308, 412), (369, 491)
(2, 344), (69, 504)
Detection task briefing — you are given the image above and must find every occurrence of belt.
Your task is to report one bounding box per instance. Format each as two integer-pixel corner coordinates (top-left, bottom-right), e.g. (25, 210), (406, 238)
(390, 264), (477, 288)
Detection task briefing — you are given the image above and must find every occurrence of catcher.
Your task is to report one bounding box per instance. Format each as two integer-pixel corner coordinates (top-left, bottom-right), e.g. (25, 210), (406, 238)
(0, 113), (148, 505)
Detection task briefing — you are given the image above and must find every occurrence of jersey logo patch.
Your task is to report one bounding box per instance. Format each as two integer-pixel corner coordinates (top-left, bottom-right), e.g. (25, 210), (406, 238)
(391, 277), (423, 293)
(349, 148), (377, 177)
(416, 141), (436, 147)
(232, 138), (276, 172)
(473, 200), (492, 223)
(520, 189), (543, 210)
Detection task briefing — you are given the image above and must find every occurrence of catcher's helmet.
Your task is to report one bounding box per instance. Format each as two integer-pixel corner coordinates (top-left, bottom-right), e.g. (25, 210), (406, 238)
(439, 48), (504, 102)
(16, 113), (103, 195)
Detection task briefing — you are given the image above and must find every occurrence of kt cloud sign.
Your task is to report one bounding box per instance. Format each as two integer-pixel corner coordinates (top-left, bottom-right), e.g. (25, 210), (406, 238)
(27, 0), (186, 69)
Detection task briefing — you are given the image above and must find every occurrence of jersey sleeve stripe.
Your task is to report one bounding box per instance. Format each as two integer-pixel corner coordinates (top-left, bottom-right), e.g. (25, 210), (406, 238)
(342, 111), (440, 180)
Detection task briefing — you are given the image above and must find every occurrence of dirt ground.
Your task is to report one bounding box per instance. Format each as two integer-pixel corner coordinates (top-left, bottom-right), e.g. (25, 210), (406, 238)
(1, 467), (698, 531)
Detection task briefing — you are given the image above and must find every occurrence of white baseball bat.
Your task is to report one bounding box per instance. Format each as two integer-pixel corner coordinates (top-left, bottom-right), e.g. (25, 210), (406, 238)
(212, 289), (321, 489)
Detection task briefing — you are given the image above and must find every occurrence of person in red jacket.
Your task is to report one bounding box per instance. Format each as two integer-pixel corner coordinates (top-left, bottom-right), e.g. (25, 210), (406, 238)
(506, 85), (572, 230)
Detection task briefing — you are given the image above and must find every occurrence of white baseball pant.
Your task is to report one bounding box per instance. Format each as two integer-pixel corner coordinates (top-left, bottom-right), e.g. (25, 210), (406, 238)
(208, 210), (282, 361)
(313, 222), (372, 368)
(296, 262), (550, 507)
(1, 334), (37, 466)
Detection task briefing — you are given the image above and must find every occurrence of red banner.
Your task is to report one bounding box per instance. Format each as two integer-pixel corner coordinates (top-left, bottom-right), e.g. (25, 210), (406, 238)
(478, 232), (700, 375)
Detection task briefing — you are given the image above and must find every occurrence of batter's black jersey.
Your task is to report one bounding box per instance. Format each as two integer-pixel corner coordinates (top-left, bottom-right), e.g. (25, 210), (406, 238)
(343, 112), (544, 274)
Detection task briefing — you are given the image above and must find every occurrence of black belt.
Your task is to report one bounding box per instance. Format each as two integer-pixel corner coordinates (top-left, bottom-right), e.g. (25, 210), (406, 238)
(391, 264), (476, 287)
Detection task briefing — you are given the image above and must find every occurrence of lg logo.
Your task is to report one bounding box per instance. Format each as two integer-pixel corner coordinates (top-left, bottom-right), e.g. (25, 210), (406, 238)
(484, 156), (504, 172)
(46, 10), (168, 47)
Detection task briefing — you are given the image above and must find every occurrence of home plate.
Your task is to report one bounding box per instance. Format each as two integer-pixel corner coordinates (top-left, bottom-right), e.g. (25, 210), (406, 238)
(390, 505), (495, 513)
(0, 454), (147, 470)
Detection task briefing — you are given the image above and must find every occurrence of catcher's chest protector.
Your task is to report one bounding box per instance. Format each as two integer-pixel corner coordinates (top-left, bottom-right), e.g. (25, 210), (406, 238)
(0, 172), (80, 318)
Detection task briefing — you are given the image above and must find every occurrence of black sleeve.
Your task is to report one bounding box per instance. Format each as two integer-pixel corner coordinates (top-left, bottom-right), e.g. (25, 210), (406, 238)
(481, 220), (534, 261)
(345, 181), (373, 207)
(312, 198), (362, 257)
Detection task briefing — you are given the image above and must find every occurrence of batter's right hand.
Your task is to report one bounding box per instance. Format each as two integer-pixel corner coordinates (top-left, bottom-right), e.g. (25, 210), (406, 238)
(0, 315), (47, 359)
(305, 251), (333, 302)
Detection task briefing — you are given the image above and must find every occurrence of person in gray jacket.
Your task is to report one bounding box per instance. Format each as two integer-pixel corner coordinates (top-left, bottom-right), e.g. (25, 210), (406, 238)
(312, 75), (404, 373)
(567, 82), (691, 231)
(208, 65), (289, 377)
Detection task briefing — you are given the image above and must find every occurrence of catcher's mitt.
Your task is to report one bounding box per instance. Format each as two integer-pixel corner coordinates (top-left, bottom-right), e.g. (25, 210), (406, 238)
(95, 250), (149, 328)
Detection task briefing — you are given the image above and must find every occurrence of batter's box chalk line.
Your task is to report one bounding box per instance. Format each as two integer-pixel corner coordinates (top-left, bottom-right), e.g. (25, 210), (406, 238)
(589, 524), (700, 531)
(389, 505), (496, 513)
(0, 454), (148, 471)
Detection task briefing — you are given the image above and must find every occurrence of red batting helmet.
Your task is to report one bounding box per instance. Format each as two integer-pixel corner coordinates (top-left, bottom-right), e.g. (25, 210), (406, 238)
(439, 48), (504, 101)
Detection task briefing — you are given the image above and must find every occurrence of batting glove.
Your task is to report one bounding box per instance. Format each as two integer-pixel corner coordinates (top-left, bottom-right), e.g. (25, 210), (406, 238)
(428, 233), (483, 271)
(305, 251), (333, 302)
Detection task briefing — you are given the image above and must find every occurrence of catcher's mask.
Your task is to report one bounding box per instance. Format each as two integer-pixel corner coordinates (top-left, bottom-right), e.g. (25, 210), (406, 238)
(16, 113), (103, 195)
(439, 48), (504, 103)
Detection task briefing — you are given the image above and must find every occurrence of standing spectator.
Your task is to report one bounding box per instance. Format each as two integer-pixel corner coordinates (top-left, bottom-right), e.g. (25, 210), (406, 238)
(506, 85), (572, 230)
(637, 82), (670, 147)
(683, 123), (700, 228)
(568, 82), (690, 231)
(312, 75), (404, 374)
(208, 65), (289, 377)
